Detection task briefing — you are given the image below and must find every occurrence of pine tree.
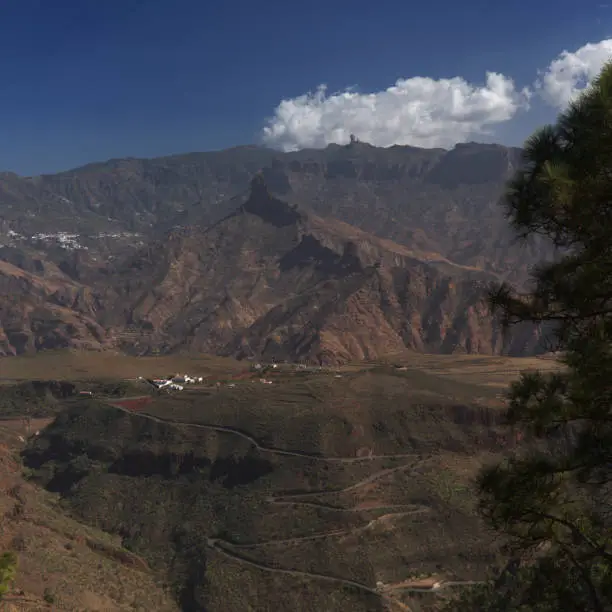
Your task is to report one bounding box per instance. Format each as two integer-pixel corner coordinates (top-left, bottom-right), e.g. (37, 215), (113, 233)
(445, 62), (612, 610)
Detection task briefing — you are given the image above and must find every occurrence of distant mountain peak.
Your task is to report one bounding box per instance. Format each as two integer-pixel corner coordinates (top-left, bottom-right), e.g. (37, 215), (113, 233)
(241, 172), (302, 227)
(0, 140), (549, 362)
(249, 171), (270, 198)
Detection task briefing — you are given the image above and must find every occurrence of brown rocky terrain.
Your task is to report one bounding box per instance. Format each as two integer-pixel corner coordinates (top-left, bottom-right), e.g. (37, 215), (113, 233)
(0, 413), (178, 610)
(0, 255), (110, 356)
(0, 141), (552, 283)
(0, 140), (558, 362)
(0, 172), (545, 363)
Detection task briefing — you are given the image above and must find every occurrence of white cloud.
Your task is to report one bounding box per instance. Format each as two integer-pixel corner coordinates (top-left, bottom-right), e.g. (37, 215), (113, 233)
(261, 38), (612, 152)
(262, 73), (531, 151)
(536, 39), (612, 108)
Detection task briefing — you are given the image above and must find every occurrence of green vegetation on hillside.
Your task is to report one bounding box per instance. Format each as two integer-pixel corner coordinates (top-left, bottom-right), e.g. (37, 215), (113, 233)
(21, 364), (512, 612)
(1, 351), (561, 610)
(444, 61), (612, 611)
(0, 380), (76, 419)
(0, 378), (155, 420)
(0, 552), (17, 599)
(0, 415), (179, 610)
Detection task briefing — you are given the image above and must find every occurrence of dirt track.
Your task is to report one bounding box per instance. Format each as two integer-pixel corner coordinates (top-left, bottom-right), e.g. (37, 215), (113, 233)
(111, 401), (422, 462)
(207, 537), (411, 612)
(107, 401), (482, 609)
(230, 508), (430, 549)
(265, 457), (433, 503)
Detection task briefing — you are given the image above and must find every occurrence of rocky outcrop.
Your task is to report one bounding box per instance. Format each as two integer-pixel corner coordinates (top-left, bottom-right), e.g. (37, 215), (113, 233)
(0, 143), (552, 362)
(0, 256), (111, 356)
(87, 176), (542, 363)
(0, 141), (545, 284)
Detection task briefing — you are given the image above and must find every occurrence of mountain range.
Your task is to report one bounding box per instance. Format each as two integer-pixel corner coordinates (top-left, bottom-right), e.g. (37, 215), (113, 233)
(0, 141), (551, 363)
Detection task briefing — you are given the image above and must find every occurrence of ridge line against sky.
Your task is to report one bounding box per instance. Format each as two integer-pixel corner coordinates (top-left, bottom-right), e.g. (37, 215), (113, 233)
(1, 0), (611, 176)
(262, 38), (612, 152)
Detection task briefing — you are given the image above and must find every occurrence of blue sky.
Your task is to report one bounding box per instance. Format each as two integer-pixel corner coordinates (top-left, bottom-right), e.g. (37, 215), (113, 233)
(1, 0), (611, 175)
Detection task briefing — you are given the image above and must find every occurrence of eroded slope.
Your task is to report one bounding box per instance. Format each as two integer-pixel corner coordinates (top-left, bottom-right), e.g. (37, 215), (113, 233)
(0, 416), (178, 611)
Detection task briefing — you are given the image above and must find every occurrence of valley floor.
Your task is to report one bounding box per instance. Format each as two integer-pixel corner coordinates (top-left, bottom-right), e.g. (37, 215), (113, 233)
(0, 350), (561, 611)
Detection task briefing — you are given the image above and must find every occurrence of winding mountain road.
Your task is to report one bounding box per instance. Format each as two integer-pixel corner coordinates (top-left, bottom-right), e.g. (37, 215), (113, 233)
(230, 507), (430, 549)
(265, 456), (433, 505)
(209, 537), (482, 611)
(268, 500), (424, 513)
(207, 537), (412, 612)
(107, 401), (481, 609)
(111, 402), (422, 463)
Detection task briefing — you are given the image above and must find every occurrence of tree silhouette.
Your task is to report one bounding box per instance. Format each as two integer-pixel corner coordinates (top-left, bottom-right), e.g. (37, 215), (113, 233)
(445, 62), (612, 610)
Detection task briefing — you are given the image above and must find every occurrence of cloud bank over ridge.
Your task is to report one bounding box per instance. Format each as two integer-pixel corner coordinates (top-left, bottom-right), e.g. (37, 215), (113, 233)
(262, 39), (612, 151)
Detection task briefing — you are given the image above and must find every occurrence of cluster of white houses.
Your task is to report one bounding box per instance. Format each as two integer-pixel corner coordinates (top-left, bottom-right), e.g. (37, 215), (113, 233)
(135, 362), (337, 394)
(139, 374), (204, 391)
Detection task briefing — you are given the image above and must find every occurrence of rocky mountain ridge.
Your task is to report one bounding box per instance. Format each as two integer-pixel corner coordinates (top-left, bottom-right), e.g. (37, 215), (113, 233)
(1, 141), (531, 275)
(2, 141), (553, 285)
(0, 170), (545, 362)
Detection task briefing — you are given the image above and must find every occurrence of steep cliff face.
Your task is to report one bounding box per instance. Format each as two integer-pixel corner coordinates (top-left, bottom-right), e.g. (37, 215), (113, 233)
(222, 259), (540, 365)
(0, 159), (547, 362)
(86, 175), (542, 363)
(0, 141), (546, 285)
(258, 142), (548, 287)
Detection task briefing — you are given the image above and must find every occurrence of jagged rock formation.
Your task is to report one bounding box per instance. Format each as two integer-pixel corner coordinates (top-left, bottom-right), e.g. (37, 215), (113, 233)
(31, 175), (537, 363)
(0, 141), (550, 283)
(0, 143), (552, 362)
